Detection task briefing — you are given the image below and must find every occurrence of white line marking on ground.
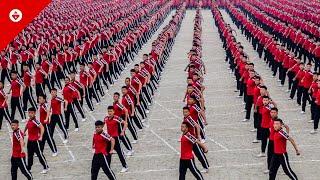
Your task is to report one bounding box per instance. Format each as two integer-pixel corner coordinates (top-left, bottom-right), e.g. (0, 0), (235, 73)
(150, 130), (180, 155)
(208, 138), (229, 151)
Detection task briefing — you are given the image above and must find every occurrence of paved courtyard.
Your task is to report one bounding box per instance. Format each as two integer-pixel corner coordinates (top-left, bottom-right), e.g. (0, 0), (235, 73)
(0, 9), (319, 180)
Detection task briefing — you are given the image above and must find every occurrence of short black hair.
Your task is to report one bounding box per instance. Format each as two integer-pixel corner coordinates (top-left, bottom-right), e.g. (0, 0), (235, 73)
(183, 106), (189, 111)
(95, 120), (104, 126)
(11, 119), (19, 124)
(114, 92), (120, 96)
(262, 95), (269, 99)
(270, 107), (278, 112)
(130, 69), (135, 73)
(51, 88), (57, 92)
(274, 118), (283, 124)
(260, 85), (267, 90)
(107, 106), (114, 110)
(121, 86), (127, 89)
(28, 107), (36, 112)
(181, 121), (190, 128)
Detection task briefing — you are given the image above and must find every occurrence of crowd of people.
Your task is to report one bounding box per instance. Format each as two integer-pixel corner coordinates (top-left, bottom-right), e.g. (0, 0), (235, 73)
(213, 1), (302, 179)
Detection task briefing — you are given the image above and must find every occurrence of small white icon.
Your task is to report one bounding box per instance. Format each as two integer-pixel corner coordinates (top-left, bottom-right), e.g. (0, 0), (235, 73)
(9, 9), (23, 23)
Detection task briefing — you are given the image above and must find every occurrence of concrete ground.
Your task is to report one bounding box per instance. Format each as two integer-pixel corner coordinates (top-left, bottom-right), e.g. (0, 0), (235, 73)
(0, 9), (319, 180)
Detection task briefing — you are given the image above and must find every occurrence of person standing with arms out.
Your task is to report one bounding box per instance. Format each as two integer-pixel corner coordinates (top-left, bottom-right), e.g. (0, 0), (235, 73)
(10, 120), (33, 180)
(269, 118), (300, 180)
(38, 94), (58, 156)
(179, 122), (206, 180)
(104, 106), (128, 173)
(22, 64), (37, 112)
(91, 120), (116, 180)
(9, 70), (26, 121)
(49, 88), (68, 142)
(63, 77), (79, 132)
(24, 107), (49, 174)
(0, 82), (11, 130)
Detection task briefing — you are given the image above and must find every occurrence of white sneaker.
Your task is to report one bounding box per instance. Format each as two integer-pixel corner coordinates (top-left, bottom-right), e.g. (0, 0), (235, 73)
(131, 140), (137, 144)
(120, 167), (128, 173)
(148, 103), (151, 106)
(278, 84), (283, 87)
(82, 118), (87, 122)
(141, 119), (146, 123)
(310, 129), (317, 134)
(200, 168), (209, 173)
(40, 168), (49, 174)
(250, 129), (257, 132)
(52, 152), (58, 157)
(252, 139), (259, 143)
(257, 153), (266, 157)
(137, 129), (143, 132)
(286, 89), (290, 92)
(237, 95), (242, 98)
(242, 102), (246, 105)
(126, 150), (134, 156)
(263, 170), (269, 174)
(242, 119), (249, 122)
(146, 110), (150, 114)
(21, 119), (27, 123)
(288, 98), (292, 100)
(277, 79), (281, 82)
(308, 120), (314, 123)
(74, 128), (79, 132)
(63, 139), (68, 144)
(242, 109), (247, 112)
(300, 111), (305, 114)
(89, 111), (94, 113)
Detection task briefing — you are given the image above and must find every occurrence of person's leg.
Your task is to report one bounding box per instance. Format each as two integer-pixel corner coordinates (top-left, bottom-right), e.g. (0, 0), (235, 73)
(179, 159), (188, 180)
(269, 154), (281, 180)
(280, 153), (298, 180)
(193, 143), (209, 169)
(18, 157), (33, 180)
(267, 140), (274, 170)
(10, 98), (18, 120)
(57, 114), (68, 139)
(70, 103), (79, 128)
(101, 154), (116, 180)
(119, 135), (133, 151)
(261, 128), (269, 153)
(91, 154), (100, 180)
(35, 140), (49, 169)
(127, 117), (138, 140)
(44, 124), (57, 153)
(11, 157), (19, 180)
(188, 159), (204, 180)
(114, 137), (127, 168)
(297, 86), (303, 105)
(17, 97), (26, 119)
(27, 141), (35, 170)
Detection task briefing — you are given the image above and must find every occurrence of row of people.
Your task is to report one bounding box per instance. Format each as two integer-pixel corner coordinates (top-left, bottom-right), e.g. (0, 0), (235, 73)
(223, 2), (320, 134)
(212, 3), (301, 180)
(180, 7), (208, 180)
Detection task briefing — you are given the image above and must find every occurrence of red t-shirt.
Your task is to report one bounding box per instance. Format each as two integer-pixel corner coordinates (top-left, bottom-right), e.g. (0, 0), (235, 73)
(121, 95), (134, 115)
(113, 102), (126, 118)
(39, 103), (48, 124)
(104, 116), (122, 137)
(260, 104), (273, 128)
(26, 118), (41, 141)
(11, 79), (23, 97)
(93, 131), (111, 155)
(183, 115), (197, 136)
(189, 104), (201, 122)
(12, 130), (26, 158)
(180, 132), (196, 160)
(0, 90), (8, 108)
(51, 97), (63, 115)
(23, 71), (32, 87)
(273, 129), (289, 154)
(246, 78), (255, 96)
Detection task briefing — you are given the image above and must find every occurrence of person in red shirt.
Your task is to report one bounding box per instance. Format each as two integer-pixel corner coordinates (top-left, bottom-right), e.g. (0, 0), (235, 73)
(182, 107), (209, 173)
(34, 63), (47, 97)
(91, 120), (116, 180)
(49, 88), (68, 142)
(258, 96), (276, 157)
(244, 70), (256, 122)
(79, 63), (94, 112)
(0, 50), (11, 84)
(24, 107), (49, 173)
(10, 120), (33, 180)
(87, 62), (101, 103)
(0, 82), (10, 129)
(301, 63), (313, 113)
(69, 72), (86, 121)
(22, 65), (37, 112)
(187, 96), (207, 141)
(63, 77), (79, 131)
(312, 81), (320, 134)
(104, 106), (128, 173)
(38, 95), (57, 156)
(269, 119), (299, 180)
(289, 62), (304, 102)
(179, 122), (207, 180)
(9, 71), (26, 121)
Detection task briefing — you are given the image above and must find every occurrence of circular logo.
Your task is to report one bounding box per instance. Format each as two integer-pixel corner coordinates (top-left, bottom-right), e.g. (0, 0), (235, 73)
(9, 9), (23, 23)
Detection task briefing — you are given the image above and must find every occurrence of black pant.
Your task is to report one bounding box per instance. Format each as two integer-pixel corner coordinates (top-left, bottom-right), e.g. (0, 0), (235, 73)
(179, 159), (204, 180)
(269, 153), (298, 180)
(119, 134), (132, 151)
(193, 143), (209, 169)
(35, 83), (45, 97)
(280, 68), (288, 85)
(23, 87), (37, 111)
(11, 157), (33, 180)
(89, 85), (100, 103)
(27, 140), (49, 170)
(127, 117), (138, 140)
(296, 85), (303, 105)
(131, 114), (143, 129)
(260, 128), (270, 153)
(267, 140), (274, 170)
(64, 103), (79, 129)
(289, 80), (298, 99)
(10, 96), (26, 120)
(1, 68), (11, 84)
(40, 124), (57, 153)
(301, 87), (310, 112)
(0, 107), (11, 129)
(83, 87), (94, 111)
(245, 95), (253, 119)
(50, 72), (62, 90)
(113, 136), (127, 168)
(50, 114), (68, 139)
(314, 105), (320, 130)
(73, 99), (85, 119)
(91, 154), (116, 180)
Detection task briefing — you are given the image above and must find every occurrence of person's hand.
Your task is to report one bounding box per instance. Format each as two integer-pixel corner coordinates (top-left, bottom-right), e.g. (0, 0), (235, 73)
(109, 150), (114, 154)
(64, 107), (67, 111)
(39, 136), (43, 141)
(92, 149), (95, 154)
(120, 132), (125, 136)
(296, 150), (300, 156)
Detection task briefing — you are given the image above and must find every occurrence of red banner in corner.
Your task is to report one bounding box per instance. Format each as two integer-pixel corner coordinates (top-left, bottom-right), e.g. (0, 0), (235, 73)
(0, 0), (52, 51)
